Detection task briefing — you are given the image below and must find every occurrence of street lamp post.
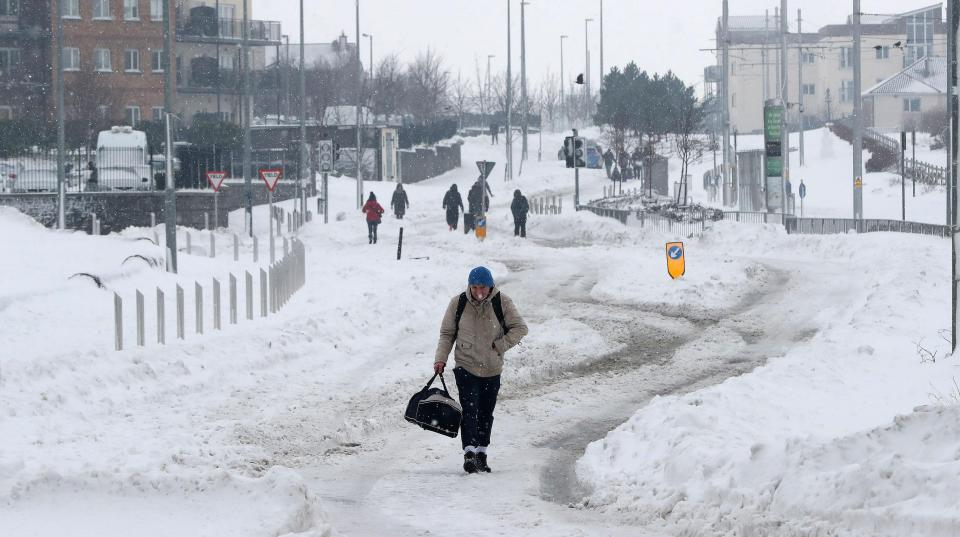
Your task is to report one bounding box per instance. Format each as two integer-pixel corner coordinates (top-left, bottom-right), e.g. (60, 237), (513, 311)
(355, 0), (363, 206)
(486, 54), (495, 129)
(521, 1), (529, 163)
(585, 18), (594, 113)
(362, 33), (373, 81)
(506, 0), (513, 181)
(599, 0), (604, 88)
(560, 35), (567, 129)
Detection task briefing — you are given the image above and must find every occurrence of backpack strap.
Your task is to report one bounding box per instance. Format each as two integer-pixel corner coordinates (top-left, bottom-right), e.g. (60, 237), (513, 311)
(452, 292), (468, 342)
(492, 293), (509, 335)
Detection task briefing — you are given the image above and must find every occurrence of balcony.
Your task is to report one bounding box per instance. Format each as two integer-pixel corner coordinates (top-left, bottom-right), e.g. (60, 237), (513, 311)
(176, 11), (281, 45)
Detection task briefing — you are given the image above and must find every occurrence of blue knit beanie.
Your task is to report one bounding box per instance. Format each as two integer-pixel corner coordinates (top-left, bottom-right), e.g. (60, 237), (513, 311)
(468, 266), (494, 287)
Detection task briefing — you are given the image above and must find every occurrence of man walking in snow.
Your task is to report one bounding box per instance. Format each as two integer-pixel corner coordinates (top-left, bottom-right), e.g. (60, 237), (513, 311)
(602, 148), (615, 179)
(510, 189), (529, 238)
(442, 184), (463, 231)
(434, 267), (528, 474)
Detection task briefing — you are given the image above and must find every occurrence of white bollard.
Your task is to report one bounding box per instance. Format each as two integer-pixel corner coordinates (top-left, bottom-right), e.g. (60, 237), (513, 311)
(136, 290), (144, 347)
(229, 274), (237, 325)
(245, 271), (253, 321)
(195, 282), (203, 335)
(185, 231), (192, 255)
(157, 288), (165, 344)
(114, 292), (123, 351)
(253, 236), (259, 263)
(213, 278), (221, 330)
(176, 284), (184, 339)
(233, 234), (239, 262)
(209, 232), (215, 258)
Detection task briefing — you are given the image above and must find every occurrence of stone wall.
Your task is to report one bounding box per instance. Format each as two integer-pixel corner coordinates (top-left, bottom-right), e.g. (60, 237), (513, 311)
(398, 142), (462, 184)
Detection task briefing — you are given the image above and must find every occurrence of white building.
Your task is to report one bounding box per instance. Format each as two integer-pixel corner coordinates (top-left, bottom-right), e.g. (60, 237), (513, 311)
(716, 4), (945, 134)
(863, 56), (946, 131)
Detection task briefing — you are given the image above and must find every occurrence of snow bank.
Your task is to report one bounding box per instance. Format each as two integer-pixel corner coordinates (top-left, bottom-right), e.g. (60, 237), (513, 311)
(577, 223), (959, 536)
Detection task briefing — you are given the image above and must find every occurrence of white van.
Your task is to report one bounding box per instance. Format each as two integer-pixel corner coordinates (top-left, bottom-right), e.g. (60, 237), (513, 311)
(95, 126), (153, 190)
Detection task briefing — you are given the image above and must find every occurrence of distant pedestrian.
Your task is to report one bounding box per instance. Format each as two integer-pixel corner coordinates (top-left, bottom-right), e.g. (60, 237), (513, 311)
(443, 184), (463, 231)
(433, 266), (528, 474)
(361, 192), (384, 244)
(631, 148), (643, 181)
(466, 179), (491, 234)
(510, 189), (529, 238)
(602, 148), (615, 179)
(391, 183), (409, 219)
(611, 166), (622, 184)
(618, 152), (629, 178)
(490, 123), (499, 144)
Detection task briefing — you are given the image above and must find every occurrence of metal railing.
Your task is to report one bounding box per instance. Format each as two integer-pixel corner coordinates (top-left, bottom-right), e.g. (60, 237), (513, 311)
(631, 210), (711, 236)
(785, 216), (949, 237)
(721, 211), (787, 225)
(1, 148), (158, 192)
(176, 17), (282, 43)
(905, 158), (946, 186)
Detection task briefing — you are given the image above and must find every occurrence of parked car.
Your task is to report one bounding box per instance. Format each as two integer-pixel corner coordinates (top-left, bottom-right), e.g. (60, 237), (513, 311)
(0, 162), (21, 192)
(15, 168), (59, 192)
(557, 139), (603, 168)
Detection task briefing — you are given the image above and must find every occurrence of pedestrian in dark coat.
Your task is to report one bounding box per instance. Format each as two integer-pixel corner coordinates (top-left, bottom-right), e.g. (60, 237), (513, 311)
(602, 148), (615, 178)
(434, 266), (528, 474)
(466, 180), (490, 234)
(361, 192), (384, 244)
(391, 184), (409, 219)
(442, 184), (463, 231)
(510, 189), (529, 238)
(490, 123), (499, 144)
(611, 166), (622, 183)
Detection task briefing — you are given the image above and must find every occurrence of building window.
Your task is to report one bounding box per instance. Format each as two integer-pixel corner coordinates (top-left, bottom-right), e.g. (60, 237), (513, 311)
(126, 105), (141, 127)
(219, 54), (235, 70)
(840, 47), (853, 69)
(63, 47), (80, 71)
(840, 80), (854, 102)
(904, 98), (921, 112)
(0, 0), (19, 16)
(63, 0), (80, 18)
(150, 0), (162, 20)
(0, 48), (20, 72)
(801, 51), (816, 64)
(875, 46), (890, 60)
(151, 49), (163, 72)
(802, 83), (816, 96)
(123, 0), (138, 20)
(124, 49), (140, 72)
(152, 106), (164, 121)
(98, 105), (110, 119)
(0, 106), (13, 120)
(93, 0), (111, 19)
(906, 9), (935, 64)
(93, 48), (111, 72)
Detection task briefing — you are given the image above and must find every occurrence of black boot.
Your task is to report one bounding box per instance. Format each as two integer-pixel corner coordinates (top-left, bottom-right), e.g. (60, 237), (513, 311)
(476, 452), (491, 473)
(463, 452), (479, 474)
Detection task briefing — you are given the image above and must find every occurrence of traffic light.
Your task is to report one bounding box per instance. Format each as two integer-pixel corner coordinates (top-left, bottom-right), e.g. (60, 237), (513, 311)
(564, 136), (574, 167)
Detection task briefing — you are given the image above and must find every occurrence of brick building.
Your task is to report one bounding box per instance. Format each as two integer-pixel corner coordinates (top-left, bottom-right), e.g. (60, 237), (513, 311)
(0, 0), (52, 121)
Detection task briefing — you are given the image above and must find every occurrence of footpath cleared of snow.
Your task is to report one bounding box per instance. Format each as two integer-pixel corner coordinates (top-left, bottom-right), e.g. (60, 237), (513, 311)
(0, 129), (956, 536)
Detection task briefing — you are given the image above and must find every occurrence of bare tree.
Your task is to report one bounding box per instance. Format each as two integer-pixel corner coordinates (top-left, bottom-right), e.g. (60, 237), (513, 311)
(450, 69), (472, 130)
(671, 94), (708, 205)
(371, 54), (405, 117)
(537, 71), (559, 131)
(473, 56), (489, 126)
(405, 48), (450, 123)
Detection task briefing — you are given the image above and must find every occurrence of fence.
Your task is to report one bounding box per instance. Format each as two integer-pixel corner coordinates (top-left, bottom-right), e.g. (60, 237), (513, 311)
(112, 238), (306, 351)
(784, 216), (949, 237)
(530, 195), (563, 215)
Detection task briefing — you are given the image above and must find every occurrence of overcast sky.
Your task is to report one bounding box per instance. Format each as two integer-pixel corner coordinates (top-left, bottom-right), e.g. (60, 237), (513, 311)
(257, 1), (938, 92)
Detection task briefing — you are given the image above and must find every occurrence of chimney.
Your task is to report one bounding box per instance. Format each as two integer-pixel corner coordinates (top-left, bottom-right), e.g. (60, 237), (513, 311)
(339, 32), (348, 51)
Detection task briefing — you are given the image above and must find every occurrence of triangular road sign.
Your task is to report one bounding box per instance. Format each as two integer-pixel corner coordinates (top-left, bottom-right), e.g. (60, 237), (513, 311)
(205, 171), (227, 192)
(259, 169), (283, 192)
(476, 160), (496, 180)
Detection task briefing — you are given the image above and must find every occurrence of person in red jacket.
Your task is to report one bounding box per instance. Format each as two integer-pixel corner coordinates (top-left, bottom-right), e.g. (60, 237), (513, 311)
(361, 192), (385, 244)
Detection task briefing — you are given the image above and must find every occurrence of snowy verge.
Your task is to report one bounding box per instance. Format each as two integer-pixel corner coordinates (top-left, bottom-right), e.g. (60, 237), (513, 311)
(576, 224), (959, 536)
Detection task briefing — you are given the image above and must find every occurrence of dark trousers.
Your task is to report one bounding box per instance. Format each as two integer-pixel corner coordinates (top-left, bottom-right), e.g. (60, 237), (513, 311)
(454, 367), (501, 450)
(446, 209), (459, 229)
(367, 221), (379, 243)
(513, 217), (526, 238)
(463, 213), (475, 234)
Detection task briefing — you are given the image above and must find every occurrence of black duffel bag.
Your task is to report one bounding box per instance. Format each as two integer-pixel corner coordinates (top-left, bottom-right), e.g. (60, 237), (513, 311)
(404, 373), (462, 438)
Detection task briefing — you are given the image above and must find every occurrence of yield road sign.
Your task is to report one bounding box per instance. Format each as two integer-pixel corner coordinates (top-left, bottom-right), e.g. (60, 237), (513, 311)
(205, 171), (226, 192)
(259, 169), (283, 192)
(318, 140), (335, 173)
(476, 160), (496, 180)
(666, 242), (685, 279)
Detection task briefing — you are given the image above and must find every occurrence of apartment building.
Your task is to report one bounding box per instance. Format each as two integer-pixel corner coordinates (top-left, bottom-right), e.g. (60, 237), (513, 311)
(717, 4), (945, 133)
(0, 0), (51, 121)
(175, 0), (279, 124)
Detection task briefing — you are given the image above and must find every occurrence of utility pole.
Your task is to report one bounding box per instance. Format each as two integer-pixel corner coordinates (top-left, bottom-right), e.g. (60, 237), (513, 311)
(506, 0), (513, 181)
(948, 0), (958, 351)
(163, 0), (177, 266)
(599, 0), (604, 88)
(853, 0), (864, 221)
(721, 0), (731, 206)
(585, 18), (593, 113)
(242, 0), (253, 236)
(486, 54), (494, 129)
(763, 10), (769, 102)
(775, 7), (781, 93)
(521, 1), (529, 163)
(355, 0), (364, 206)
(299, 0), (307, 216)
(560, 35), (567, 128)
(54, 0), (65, 229)
(362, 33), (373, 81)
(798, 9), (805, 167)
(780, 0), (789, 209)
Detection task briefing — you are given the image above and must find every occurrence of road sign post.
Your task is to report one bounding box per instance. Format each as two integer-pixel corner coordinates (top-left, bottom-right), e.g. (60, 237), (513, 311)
(318, 140), (334, 225)
(475, 160), (496, 241)
(763, 101), (785, 213)
(798, 180), (806, 218)
(206, 171), (227, 230)
(260, 169), (282, 263)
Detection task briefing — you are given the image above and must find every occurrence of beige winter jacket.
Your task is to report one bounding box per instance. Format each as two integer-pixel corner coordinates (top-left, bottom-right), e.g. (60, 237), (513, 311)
(434, 287), (528, 377)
